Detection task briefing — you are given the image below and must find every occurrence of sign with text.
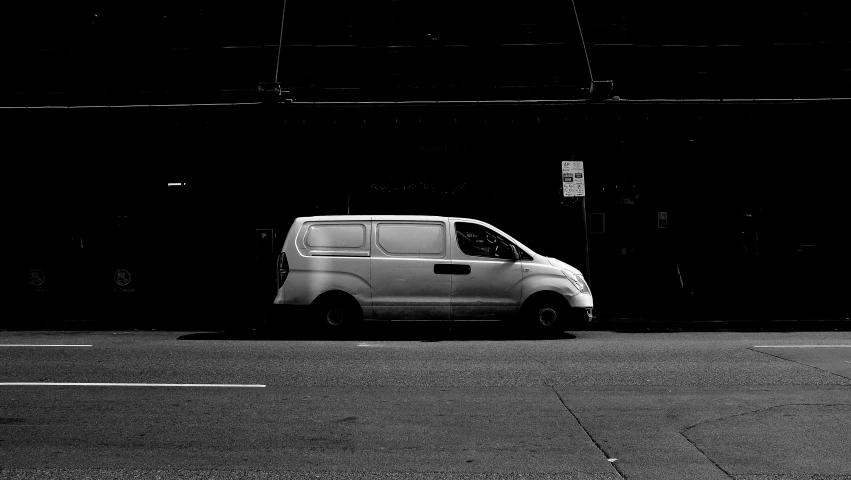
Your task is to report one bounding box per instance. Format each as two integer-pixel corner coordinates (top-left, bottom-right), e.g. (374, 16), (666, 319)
(561, 161), (585, 197)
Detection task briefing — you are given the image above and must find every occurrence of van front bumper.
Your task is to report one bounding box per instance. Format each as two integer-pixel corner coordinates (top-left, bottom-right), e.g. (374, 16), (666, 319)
(566, 293), (593, 322)
(567, 292), (593, 308)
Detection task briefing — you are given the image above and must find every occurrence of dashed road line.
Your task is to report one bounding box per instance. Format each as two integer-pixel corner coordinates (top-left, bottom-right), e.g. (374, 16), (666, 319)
(0, 345), (92, 347)
(753, 345), (851, 348)
(0, 383), (266, 387)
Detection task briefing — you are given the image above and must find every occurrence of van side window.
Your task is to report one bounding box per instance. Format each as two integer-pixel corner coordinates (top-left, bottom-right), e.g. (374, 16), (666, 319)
(305, 224), (366, 248)
(455, 222), (524, 260)
(377, 223), (445, 256)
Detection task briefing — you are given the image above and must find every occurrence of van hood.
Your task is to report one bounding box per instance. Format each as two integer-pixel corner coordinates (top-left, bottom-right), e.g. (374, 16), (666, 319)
(546, 257), (582, 275)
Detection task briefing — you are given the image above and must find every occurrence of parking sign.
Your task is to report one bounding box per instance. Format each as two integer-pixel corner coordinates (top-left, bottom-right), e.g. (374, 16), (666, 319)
(561, 161), (585, 197)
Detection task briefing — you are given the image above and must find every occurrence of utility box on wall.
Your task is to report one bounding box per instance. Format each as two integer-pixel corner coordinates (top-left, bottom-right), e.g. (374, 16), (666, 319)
(255, 229), (276, 317)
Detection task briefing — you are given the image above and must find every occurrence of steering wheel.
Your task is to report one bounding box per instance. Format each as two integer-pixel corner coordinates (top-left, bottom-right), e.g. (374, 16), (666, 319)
(484, 233), (498, 254)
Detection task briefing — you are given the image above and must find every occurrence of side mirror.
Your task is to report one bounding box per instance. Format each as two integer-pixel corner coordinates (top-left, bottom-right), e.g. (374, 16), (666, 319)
(509, 245), (520, 261)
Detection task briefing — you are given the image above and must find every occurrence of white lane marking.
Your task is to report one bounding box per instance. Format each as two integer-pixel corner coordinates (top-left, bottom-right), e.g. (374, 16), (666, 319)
(0, 383), (265, 387)
(753, 345), (851, 348)
(357, 344), (383, 347)
(0, 345), (92, 347)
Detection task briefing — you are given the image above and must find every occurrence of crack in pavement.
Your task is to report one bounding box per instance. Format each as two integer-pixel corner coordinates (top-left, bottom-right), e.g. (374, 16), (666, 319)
(680, 402), (851, 434)
(679, 403), (851, 480)
(747, 347), (851, 382)
(678, 431), (735, 479)
(530, 353), (851, 480)
(533, 357), (626, 479)
(549, 385), (628, 480)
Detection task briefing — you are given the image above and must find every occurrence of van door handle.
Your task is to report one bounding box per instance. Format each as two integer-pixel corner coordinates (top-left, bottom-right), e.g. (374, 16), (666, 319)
(434, 264), (453, 275)
(453, 264), (471, 275)
(434, 264), (471, 275)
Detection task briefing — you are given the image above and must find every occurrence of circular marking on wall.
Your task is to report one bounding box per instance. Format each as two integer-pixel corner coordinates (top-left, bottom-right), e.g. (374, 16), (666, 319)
(29, 269), (45, 287)
(114, 269), (131, 287)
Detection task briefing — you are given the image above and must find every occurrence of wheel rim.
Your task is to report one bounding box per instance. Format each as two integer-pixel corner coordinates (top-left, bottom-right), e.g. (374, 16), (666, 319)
(537, 307), (558, 327)
(326, 308), (345, 326)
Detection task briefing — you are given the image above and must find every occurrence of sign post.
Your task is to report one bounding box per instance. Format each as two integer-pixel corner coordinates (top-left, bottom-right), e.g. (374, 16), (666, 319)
(562, 161), (591, 288)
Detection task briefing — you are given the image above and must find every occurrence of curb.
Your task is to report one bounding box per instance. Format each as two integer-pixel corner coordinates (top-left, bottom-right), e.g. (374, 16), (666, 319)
(588, 318), (851, 331)
(3, 318), (850, 332)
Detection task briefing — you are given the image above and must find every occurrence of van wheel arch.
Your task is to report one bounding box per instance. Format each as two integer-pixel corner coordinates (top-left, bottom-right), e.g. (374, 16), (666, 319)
(311, 290), (363, 331)
(521, 291), (572, 335)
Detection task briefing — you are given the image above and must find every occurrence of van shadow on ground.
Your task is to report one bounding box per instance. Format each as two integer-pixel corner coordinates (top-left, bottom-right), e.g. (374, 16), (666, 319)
(177, 322), (577, 342)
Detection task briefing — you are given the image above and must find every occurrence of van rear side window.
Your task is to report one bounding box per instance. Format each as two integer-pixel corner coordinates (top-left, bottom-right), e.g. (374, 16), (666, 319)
(305, 224), (365, 248)
(377, 223), (445, 256)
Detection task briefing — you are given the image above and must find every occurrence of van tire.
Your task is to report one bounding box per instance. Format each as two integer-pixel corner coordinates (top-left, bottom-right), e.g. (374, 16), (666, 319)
(313, 294), (362, 336)
(524, 297), (567, 338)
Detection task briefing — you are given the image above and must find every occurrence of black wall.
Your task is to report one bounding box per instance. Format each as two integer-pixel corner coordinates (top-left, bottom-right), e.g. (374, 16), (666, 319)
(8, 100), (849, 326)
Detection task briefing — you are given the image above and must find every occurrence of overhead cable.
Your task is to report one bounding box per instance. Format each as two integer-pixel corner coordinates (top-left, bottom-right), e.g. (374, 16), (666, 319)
(274, 1), (288, 84)
(571, 0), (594, 83)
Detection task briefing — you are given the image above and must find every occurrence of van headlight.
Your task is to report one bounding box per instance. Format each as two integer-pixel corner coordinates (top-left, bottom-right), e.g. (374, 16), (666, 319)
(562, 270), (590, 294)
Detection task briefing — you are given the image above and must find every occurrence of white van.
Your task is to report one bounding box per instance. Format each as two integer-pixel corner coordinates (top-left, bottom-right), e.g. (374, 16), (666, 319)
(274, 216), (593, 334)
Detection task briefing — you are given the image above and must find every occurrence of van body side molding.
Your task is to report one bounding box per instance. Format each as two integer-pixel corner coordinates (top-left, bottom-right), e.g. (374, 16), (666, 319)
(309, 250), (370, 257)
(434, 264), (471, 275)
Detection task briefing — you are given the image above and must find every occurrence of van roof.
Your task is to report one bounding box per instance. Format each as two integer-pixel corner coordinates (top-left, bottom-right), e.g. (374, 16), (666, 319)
(294, 215), (510, 224)
(295, 215), (449, 222)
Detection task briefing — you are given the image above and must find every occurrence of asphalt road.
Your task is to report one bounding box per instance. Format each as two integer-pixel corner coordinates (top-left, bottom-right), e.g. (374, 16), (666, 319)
(1, 324), (850, 479)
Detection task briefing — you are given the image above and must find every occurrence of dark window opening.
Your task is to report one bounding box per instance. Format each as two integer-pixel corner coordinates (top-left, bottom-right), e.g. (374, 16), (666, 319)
(455, 222), (527, 260)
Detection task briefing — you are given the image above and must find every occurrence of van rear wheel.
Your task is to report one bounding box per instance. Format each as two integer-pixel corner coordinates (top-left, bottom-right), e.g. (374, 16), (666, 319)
(323, 307), (346, 327)
(313, 295), (362, 336)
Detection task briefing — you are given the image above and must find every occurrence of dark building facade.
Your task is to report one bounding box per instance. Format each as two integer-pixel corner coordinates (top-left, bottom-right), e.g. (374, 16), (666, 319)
(5, 4), (849, 327)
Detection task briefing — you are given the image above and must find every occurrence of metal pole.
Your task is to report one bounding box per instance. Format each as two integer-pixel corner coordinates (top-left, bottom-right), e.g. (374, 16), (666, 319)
(581, 196), (591, 287)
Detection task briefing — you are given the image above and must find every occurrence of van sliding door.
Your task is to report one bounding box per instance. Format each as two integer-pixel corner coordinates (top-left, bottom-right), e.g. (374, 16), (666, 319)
(370, 220), (451, 320)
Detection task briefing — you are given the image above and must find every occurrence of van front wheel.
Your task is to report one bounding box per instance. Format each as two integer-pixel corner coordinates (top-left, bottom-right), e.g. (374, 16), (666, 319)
(524, 298), (566, 337)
